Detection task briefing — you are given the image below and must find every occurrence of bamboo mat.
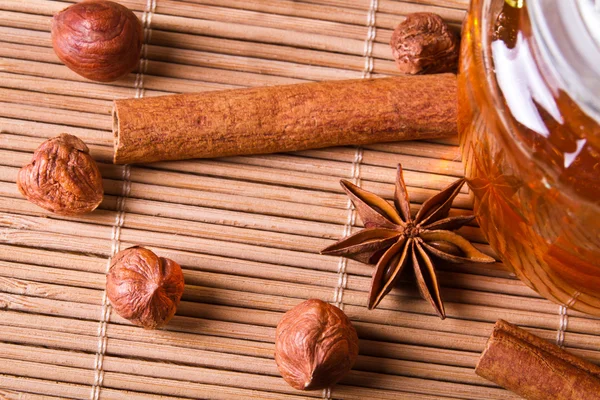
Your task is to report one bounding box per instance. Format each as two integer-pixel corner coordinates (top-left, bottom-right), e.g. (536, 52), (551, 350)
(0, 0), (599, 399)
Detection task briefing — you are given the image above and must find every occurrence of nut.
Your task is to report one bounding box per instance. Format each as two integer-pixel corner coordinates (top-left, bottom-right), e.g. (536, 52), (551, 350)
(106, 246), (185, 329)
(17, 134), (104, 215)
(390, 12), (459, 74)
(51, 0), (143, 82)
(275, 299), (359, 390)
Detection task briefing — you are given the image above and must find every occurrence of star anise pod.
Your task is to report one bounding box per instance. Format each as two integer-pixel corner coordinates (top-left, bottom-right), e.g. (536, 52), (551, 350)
(321, 164), (495, 319)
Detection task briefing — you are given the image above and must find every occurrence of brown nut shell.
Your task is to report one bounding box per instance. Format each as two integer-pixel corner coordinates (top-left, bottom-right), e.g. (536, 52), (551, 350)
(275, 299), (359, 391)
(390, 12), (459, 74)
(51, 0), (143, 82)
(17, 134), (104, 215)
(106, 246), (185, 329)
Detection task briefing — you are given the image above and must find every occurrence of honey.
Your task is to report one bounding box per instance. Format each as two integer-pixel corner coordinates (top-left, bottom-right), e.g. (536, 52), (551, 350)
(459, 0), (600, 314)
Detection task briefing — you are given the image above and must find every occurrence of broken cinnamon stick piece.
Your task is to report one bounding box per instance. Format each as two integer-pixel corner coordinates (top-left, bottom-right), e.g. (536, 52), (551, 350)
(476, 320), (600, 400)
(112, 74), (457, 164)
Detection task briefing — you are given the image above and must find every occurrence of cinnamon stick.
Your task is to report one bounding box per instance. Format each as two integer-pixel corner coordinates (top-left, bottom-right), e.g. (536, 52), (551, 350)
(476, 320), (600, 400)
(112, 74), (456, 164)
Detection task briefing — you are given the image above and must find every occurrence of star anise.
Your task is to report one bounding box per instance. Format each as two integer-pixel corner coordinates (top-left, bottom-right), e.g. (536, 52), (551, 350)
(321, 164), (495, 319)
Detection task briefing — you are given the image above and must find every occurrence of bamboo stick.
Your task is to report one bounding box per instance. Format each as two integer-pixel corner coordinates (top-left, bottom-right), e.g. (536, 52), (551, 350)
(0, 309), (492, 369)
(0, 310), (275, 359)
(0, 240), (507, 308)
(180, 0), (461, 34)
(0, 39), (57, 64)
(0, 213), (489, 285)
(221, 151), (464, 179)
(0, 217), (340, 272)
(0, 149), (381, 211)
(148, 159), (466, 195)
(151, 13), (391, 58)
(0, 344), (475, 400)
(0, 119), (111, 146)
(0, 134), (114, 162)
(145, 160), (467, 199)
(340, 370), (517, 400)
(0, 39), (309, 87)
(146, 44), (362, 81)
(3, 0), (388, 47)
(0, 20), (400, 78)
(0, 280), (548, 344)
(0, 24), (48, 45)
(0, 386), (65, 400)
(0, 226), (527, 302)
(0, 375), (91, 400)
(171, 0), (368, 31)
(0, 169), (349, 225)
(290, 145), (464, 170)
(0, 191), (344, 241)
(0, 336), (280, 379)
(149, 30), (400, 75)
(0, 101), (112, 131)
(0, 244), (105, 273)
(0, 69), (147, 101)
(0, 1), (391, 59)
(0, 164), (477, 237)
(0, 52), (239, 95)
(0, 374), (209, 400)
(0, 182), (346, 241)
(1, 134), (467, 198)
(375, 1), (466, 23)
(0, 373), (452, 400)
(1, 269), (494, 334)
(0, 246), (553, 327)
(0, 56), (237, 95)
(0, 358), (315, 400)
(0, 72), (162, 100)
(0, 87), (112, 115)
(0, 328), (492, 388)
(0, 198), (332, 252)
(0, 260), (104, 289)
(0, 244), (542, 318)
(298, 0), (468, 12)
(0, 183), (484, 247)
(429, 136), (461, 146)
(0, 275), (101, 305)
(0, 40), (289, 91)
(365, 142), (461, 160)
(0, 128), (461, 185)
(381, 0), (469, 10)
(170, 287), (559, 339)
(146, 59), (307, 86)
(0, 346), (513, 400)
(172, 271), (563, 326)
(3, 286), (599, 355)
(0, 324), (273, 362)
(122, 0), (395, 45)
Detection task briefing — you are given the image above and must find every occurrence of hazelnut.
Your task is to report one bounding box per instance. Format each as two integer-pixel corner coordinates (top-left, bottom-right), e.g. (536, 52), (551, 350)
(17, 134), (104, 215)
(275, 299), (359, 391)
(106, 246), (185, 329)
(390, 12), (459, 74)
(51, 1), (143, 82)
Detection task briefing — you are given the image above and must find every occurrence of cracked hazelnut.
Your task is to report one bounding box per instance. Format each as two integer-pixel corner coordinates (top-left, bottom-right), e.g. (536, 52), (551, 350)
(51, 0), (143, 82)
(275, 299), (359, 391)
(17, 134), (104, 215)
(106, 246), (185, 329)
(390, 12), (459, 74)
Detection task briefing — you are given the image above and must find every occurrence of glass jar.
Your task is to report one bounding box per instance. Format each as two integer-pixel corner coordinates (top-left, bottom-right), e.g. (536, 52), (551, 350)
(459, 0), (600, 315)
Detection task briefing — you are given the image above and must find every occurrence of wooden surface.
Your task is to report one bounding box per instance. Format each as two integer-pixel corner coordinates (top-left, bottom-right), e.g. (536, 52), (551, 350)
(0, 0), (599, 399)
